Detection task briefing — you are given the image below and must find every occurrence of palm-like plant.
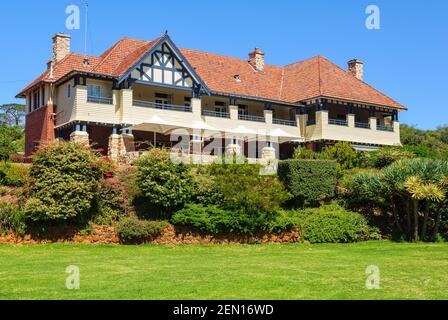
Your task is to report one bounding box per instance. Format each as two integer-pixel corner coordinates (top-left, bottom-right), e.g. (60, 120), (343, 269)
(404, 176), (445, 241)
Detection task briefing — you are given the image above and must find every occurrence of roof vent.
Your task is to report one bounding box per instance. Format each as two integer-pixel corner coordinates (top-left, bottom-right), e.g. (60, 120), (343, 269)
(234, 74), (241, 82)
(83, 58), (90, 66)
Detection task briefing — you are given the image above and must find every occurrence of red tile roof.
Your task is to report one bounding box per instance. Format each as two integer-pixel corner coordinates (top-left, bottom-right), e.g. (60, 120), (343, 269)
(17, 36), (405, 110)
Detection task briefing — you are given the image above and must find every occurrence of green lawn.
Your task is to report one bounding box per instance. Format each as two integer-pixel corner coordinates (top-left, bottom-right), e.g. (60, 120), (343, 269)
(0, 241), (447, 300)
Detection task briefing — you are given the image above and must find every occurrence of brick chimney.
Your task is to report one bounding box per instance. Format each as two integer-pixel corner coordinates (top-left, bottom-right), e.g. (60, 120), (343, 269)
(347, 59), (364, 81)
(52, 33), (71, 64)
(248, 48), (265, 72)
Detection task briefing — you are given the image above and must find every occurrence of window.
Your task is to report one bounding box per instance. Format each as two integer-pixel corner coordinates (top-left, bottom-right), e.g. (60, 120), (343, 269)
(87, 84), (101, 97)
(238, 104), (248, 116)
(41, 87), (45, 106)
(67, 84), (71, 98)
(214, 101), (226, 113)
(184, 97), (191, 107)
(155, 93), (170, 105)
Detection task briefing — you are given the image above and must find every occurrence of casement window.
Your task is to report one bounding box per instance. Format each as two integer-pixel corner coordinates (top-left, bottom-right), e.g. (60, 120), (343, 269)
(238, 104), (248, 116)
(33, 91), (39, 110)
(155, 93), (170, 105)
(87, 84), (101, 97)
(67, 84), (71, 98)
(214, 101), (226, 113)
(41, 87), (45, 106)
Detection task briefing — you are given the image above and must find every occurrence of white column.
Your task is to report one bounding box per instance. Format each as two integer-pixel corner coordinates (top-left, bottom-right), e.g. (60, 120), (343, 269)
(347, 114), (355, 128)
(370, 117), (377, 130)
(226, 139), (241, 156)
(191, 97), (202, 119)
(229, 105), (239, 120)
(316, 110), (328, 125)
(264, 109), (273, 124)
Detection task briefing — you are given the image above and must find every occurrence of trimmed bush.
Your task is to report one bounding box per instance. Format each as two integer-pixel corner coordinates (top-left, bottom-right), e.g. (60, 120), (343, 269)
(116, 216), (167, 243)
(135, 149), (196, 210)
(23, 142), (109, 222)
(204, 162), (292, 212)
(278, 159), (337, 206)
(171, 204), (293, 235)
(94, 178), (128, 225)
(286, 204), (379, 243)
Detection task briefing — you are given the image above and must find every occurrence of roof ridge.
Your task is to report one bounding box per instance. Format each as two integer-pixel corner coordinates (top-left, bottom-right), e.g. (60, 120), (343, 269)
(318, 56), (404, 108)
(283, 55), (321, 68)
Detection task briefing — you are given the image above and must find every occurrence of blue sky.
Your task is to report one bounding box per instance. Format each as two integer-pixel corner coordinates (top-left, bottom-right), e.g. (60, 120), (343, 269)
(0, 0), (447, 129)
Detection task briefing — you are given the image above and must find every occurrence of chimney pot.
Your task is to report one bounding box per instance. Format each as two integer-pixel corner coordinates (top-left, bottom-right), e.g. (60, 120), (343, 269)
(248, 48), (265, 72)
(347, 59), (364, 81)
(52, 32), (71, 64)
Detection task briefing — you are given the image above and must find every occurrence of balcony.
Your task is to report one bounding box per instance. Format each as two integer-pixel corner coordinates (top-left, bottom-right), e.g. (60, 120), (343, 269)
(273, 118), (297, 127)
(328, 119), (348, 126)
(87, 96), (113, 105)
(133, 100), (192, 113)
(307, 119), (316, 126)
(238, 114), (265, 123)
(377, 124), (394, 132)
(355, 122), (370, 129)
(202, 110), (230, 118)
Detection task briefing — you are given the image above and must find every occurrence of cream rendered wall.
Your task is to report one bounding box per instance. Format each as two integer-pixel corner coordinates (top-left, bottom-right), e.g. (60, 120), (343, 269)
(55, 79), (76, 126)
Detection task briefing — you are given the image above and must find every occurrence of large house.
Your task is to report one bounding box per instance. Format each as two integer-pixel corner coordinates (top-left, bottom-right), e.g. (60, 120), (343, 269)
(17, 32), (405, 162)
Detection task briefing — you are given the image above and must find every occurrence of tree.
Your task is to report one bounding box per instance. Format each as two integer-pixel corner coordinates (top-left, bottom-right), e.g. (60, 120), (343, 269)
(0, 104), (25, 127)
(0, 125), (24, 162)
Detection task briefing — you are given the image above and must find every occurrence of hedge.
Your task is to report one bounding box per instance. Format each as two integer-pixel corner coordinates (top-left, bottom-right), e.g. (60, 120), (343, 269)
(277, 159), (337, 206)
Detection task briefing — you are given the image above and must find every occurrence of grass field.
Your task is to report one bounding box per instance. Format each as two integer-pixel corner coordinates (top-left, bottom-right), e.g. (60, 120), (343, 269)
(0, 241), (447, 300)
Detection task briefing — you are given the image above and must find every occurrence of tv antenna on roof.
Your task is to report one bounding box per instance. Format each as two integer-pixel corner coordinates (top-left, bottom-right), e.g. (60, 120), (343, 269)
(84, 0), (89, 56)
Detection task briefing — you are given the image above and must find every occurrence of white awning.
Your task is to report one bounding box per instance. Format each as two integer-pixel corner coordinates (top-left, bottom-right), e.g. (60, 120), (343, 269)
(351, 144), (379, 152)
(130, 115), (180, 134)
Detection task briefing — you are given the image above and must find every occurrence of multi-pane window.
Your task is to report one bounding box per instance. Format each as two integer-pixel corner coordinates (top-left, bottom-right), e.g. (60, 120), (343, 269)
(155, 93), (170, 105)
(87, 84), (101, 97)
(214, 101), (226, 113)
(238, 104), (248, 116)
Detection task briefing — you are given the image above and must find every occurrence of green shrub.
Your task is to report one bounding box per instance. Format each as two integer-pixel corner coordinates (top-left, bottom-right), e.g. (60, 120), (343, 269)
(0, 202), (26, 236)
(321, 142), (364, 176)
(0, 163), (29, 186)
(116, 216), (167, 243)
(371, 147), (415, 169)
(286, 204), (379, 243)
(135, 149), (196, 210)
(204, 162), (292, 212)
(23, 142), (108, 222)
(339, 169), (384, 207)
(94, 177), (128, 225)
(292, 147), (319, 160)
(278, 159), (337, 206)
(171, 204), (293, 235)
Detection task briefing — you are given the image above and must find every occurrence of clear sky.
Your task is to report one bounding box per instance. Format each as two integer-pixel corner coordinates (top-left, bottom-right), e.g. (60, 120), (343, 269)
(0, 0), (447, 129)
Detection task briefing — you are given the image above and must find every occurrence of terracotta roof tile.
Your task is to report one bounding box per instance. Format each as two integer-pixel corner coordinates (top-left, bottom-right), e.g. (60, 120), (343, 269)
(17, 36), (406, 110)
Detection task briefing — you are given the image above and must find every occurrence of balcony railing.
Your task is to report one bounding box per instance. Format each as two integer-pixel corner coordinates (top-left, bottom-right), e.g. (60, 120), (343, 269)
(355, 122), (370, 129)
(328, 119), (348, 126)
(273, 118), (297, 127)
(87, 96), (113, 105)
(377, 124), (394, 132)
(238, 114), (265, 123)
(133, 100), (192, 112)
(202, 110), (230, 118)
(307, 119), (316, 126)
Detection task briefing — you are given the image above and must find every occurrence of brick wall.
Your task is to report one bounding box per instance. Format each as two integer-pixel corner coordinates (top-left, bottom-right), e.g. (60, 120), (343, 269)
(24, 105), (55, 156)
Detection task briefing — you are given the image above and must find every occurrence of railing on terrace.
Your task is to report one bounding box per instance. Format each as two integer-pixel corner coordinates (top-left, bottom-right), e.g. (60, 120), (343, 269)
(273, 118), (297, 127)
(355, 122), (370, 129)
(377, 124), (394, 132)
(87, 96), (113, 105)
(328, 119), (348, 126)
(238, 114), (265, 123)
(306, 119), (316, 126)
(133, 100), (192, 112)
(202, 110), (230, 118)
